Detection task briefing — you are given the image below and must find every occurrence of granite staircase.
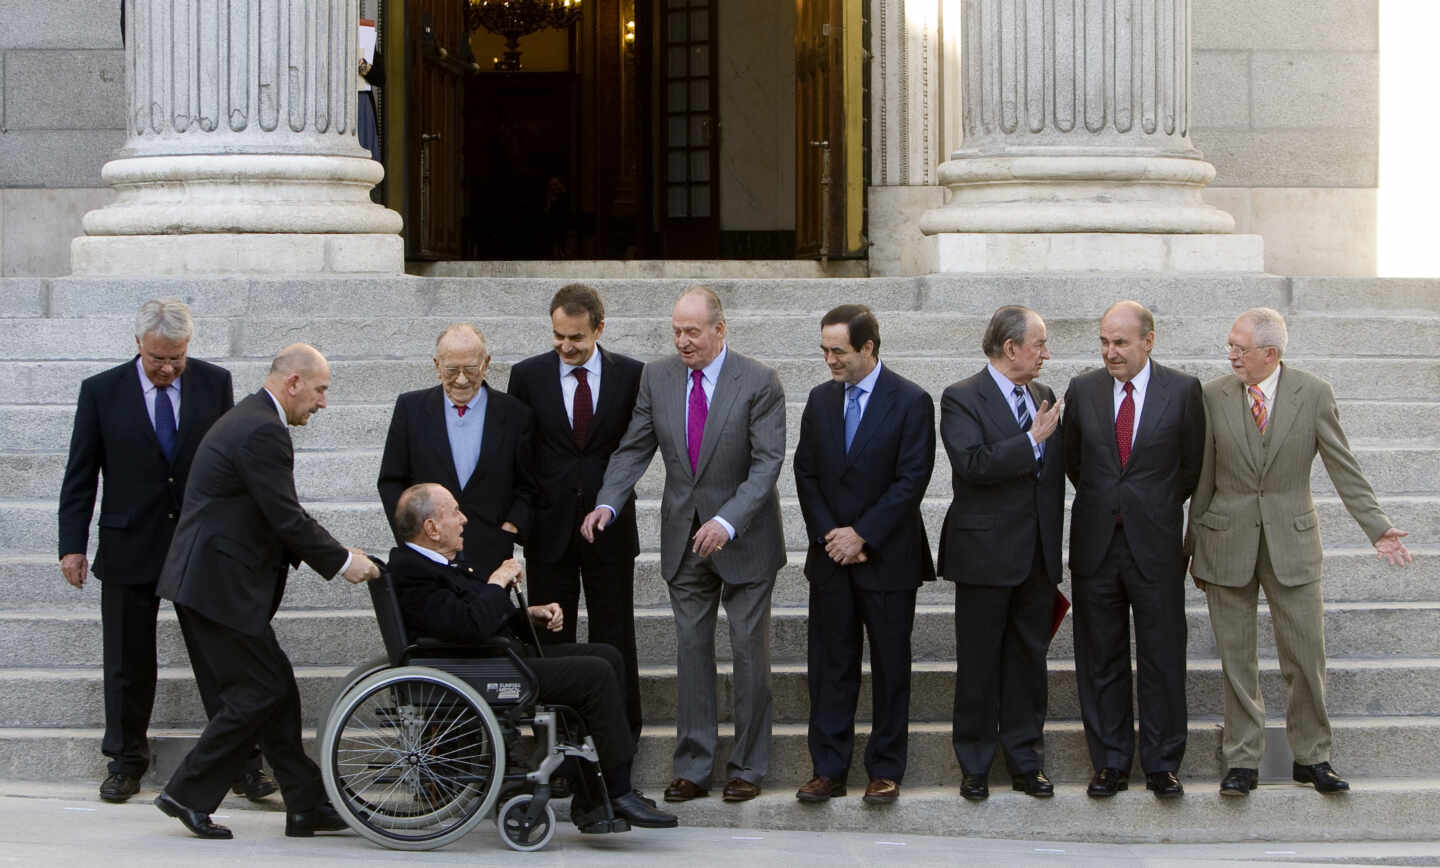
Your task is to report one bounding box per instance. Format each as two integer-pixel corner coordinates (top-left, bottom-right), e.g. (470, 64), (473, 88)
(0, 272), (1436, 843)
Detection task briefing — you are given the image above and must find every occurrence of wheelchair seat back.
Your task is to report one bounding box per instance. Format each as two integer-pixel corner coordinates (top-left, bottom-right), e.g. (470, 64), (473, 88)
(366, 567), (413, 667)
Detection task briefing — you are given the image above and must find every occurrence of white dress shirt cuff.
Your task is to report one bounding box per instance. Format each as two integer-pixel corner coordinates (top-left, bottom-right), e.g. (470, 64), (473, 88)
(712, 516), (736, 539)
(599, 504), (616, 520)
(337, 551), (353, 578)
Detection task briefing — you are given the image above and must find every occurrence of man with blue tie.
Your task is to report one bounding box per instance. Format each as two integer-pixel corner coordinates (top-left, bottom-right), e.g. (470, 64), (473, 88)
(793, 305), (935, 805)
(937, 305), (1065, 801)
(58, 300), (273, 804)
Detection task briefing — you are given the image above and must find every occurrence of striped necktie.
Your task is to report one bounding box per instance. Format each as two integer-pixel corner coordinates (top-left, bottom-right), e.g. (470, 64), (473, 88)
(1248, 384), (1268, 434)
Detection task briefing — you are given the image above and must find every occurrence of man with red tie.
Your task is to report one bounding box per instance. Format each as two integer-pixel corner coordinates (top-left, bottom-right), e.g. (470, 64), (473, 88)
(1062, 301), (1205, 799)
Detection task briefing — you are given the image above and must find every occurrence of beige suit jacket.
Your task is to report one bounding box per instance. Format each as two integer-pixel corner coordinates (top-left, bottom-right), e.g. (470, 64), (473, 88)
(1186, 365), (1390, 587)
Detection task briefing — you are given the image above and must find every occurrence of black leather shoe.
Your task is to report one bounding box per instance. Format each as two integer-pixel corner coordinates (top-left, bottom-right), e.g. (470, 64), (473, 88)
(631, 789), (658, 808)
(1012, 769), (1054, 797)
(1146, 771), (1184, 798)
(1293, 761), (1350, 794)
(155, 792), (232, 839)
(960, 772), (989, 802)
(230, 768), (277, 801)
(1220, 767), (1258, 796)
(285, 801), (349, 837)
(1086, 768), (1129, 798)
(99, 772), (141, 803)
(611, 791), (679, 828)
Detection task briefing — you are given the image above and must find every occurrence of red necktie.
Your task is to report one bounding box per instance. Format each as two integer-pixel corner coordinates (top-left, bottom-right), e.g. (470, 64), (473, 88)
(1115, 380), (1135, 467)
(571, 368), (593, 448)
(454, 404), (467, 418)
(687, 369), (708, 473)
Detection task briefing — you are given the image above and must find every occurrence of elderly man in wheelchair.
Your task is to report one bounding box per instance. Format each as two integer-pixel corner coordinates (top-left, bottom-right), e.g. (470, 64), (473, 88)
(320, 483), (676, 851)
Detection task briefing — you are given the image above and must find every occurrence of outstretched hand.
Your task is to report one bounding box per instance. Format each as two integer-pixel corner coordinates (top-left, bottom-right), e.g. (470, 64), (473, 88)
(1374, 528), (1412, 567)
(580, 507), (612, 543)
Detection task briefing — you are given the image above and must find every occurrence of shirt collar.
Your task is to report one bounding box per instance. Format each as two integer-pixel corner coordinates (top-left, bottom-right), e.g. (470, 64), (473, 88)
(851, 359), (883, 395)
(448, 385), (484, 412)
(1113, 358), (1152, 394)
(986, 362), (1025, 399)
(262, 388), (287, 421)
(561, 347), (603, 379)
(1253, 363), (1282, 403)
(404, 541), (451, 565)
(135, 356), (179, 396)
(696, 344), (728, 384)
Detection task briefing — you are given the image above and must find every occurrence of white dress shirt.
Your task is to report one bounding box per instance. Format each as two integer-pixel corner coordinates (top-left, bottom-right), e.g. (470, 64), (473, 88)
(1112, 359), (1153, 449)
(136, 356), (180, 430)
(405, 541), (450, 565)
(559, 348), (603, 425)
(986, 363), (1044, 461)
(1248, 362), (1282, 416)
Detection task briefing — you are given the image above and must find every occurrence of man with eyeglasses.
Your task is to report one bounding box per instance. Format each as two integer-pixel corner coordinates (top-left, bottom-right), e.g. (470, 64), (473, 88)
(1187, 307), (1412, 798)
(379, 323), (536, 578)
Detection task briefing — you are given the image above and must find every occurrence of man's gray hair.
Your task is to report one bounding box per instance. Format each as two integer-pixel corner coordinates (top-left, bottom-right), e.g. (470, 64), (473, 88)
(679, 286), (725, 325)
(982, 305), (1036, 359)
(134, 299), (194, 342)
(435, 322), (489, 358)
(1242, 307), (1289, 358)
(394, 483), (442, 542)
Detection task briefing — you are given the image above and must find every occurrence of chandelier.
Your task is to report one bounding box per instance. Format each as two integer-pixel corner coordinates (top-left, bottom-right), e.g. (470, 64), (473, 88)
(467, 0), (583, 72)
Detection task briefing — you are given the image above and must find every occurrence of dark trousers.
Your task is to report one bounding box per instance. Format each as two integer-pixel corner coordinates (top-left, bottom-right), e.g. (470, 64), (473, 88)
(100, 580), (161, 776)
(1072, 525), (1188, 775)
(527, 538), (642, 746)
(527, 642), (636, 773)
(806, 571), (916, 782)
(951, 548), (1054, 776)
(165, 605), (322, 813)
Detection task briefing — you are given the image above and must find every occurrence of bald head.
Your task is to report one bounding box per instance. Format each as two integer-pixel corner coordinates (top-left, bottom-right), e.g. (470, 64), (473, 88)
(1099, 300), (1155, 382)
(264, 343), (331, 426)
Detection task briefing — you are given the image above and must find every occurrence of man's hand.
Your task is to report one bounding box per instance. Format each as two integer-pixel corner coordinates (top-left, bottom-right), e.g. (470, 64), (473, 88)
(580, 508), (612, 543)
(691, 519), (730, 558)
(1189, 559), (1207, 592)
(500, 521), (519, 535)
(1375, 528), (1413, 567)
(342, 550), (380, 584)
(528, 602), (564, 632)
(839, 551), (870, 566)
(824, 527), (865, 564)
(488, 557), (524, 589)
(1030, 399), (1063, 443)
(60, 553), (88, 589)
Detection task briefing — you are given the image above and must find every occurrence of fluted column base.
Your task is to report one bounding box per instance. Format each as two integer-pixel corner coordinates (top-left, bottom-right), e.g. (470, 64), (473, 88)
(71, 233), (403, 275)
(925, 232), (1264, 274)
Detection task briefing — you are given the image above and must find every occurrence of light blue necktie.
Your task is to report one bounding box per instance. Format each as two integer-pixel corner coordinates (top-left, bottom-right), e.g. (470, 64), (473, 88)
(844, 385), (863, 453)
(154, 385), (177, 463)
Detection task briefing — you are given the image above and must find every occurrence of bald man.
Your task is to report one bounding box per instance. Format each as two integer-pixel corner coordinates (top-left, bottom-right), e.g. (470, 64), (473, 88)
(156, 344), (380, 840)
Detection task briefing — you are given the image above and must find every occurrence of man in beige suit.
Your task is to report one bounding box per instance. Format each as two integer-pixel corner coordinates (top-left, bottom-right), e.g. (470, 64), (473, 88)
(1187, 307), (1412, 797)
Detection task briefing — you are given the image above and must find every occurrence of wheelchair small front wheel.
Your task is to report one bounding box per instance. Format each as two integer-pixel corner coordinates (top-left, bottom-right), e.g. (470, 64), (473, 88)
(496, 793), (556, 852)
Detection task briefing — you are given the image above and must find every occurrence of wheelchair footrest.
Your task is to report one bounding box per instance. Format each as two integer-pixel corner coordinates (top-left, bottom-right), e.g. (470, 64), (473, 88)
(577, 817), (631, 835)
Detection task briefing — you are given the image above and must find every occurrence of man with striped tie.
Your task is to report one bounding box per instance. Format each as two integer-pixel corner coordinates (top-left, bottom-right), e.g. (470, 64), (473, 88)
(1187, 307), (1412, 797)
(937, 305), (1066, 801)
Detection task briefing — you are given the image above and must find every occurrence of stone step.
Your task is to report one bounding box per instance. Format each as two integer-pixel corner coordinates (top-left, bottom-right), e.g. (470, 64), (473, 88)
(9, 437), (1437, 502)
(2, 548), (1435, 611)
(5, 656), (1438, 730)
(3, 356), (1435, 408)
(5, 602), (1437, 669)
(5, 311), (1438, 362)
(3, 716), (1437, 791)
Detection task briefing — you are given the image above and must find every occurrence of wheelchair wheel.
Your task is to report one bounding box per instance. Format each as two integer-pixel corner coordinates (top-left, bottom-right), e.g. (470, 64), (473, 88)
(322, 666), (506, 850)
(496, 793), (556, 852)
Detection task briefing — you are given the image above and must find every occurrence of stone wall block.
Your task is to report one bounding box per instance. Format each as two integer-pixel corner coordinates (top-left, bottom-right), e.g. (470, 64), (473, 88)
(1191, 50), (1250, 129)
(0, 131), (127, 187)
(1250, 51), (1379, 130)
(3, 50), (126, 131)
(1192, 0), (1376, 51)
(1196, 128), (1377, 188)
(0, 0), (123, 49)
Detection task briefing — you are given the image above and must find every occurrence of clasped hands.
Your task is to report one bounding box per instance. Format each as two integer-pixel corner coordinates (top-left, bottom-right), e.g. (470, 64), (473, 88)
(825, 526), (868, 565)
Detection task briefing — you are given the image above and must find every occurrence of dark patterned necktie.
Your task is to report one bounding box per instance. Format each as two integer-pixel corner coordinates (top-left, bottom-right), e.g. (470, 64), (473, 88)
(572, 367), (593, 448)
(1115, 380), (1135, 466)
(154, 385), (177, 463)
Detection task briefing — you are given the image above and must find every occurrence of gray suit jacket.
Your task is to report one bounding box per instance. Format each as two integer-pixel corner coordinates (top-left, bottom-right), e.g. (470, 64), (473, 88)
(596, 348), (786, 583)
(1186, 365), (1391, 587)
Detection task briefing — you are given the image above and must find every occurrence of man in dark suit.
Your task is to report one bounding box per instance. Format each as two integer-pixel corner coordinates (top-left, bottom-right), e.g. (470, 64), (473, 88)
(57, 300), (275, 804)
(507, 284), (646, 743)
(582, 287), (786, 804)
(387, 483), (677, 830)
(378, 323), (535, 577)
(1062, 301), (1205, 799)
(792, 305), (935, 806)
(154, 344), (380, 840)
(938, 305), (1065, 801)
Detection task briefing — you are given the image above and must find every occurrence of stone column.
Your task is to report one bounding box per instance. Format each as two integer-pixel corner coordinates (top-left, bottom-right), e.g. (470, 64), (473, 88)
(920, 0), (1261, 272)
(71, 0), (403, 275)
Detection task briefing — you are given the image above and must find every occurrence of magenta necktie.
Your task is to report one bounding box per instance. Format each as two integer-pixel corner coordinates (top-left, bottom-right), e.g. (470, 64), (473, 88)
(687, 369), (708, 473)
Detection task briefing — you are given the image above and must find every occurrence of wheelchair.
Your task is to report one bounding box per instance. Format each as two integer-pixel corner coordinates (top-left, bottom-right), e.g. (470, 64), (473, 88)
(319, 560), (624, 851)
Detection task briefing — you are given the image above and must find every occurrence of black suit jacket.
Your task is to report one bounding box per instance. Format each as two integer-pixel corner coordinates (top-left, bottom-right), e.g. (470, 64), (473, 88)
(936, 367), (1066, 587)
(377, 383), (536, 576)
(506, 346), (643, 564)
(1063, 361), (1205, 582)
(388, 544), (531, 646)
(794, 364), (936, 591)
(157, 390), (348, 636)
(58, 356), (234, 585)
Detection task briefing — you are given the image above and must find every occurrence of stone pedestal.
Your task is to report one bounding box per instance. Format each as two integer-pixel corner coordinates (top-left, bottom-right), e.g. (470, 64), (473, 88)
(71, 0), (403, 275)
(922, 0), (1260, 272)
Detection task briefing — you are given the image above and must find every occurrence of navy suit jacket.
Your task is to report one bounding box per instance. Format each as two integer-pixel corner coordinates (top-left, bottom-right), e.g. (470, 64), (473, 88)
(58, 356), (234, 584)
(793, 364), (936, 591)
(506, 346), (643, 565)
(377, 382), (536, 577)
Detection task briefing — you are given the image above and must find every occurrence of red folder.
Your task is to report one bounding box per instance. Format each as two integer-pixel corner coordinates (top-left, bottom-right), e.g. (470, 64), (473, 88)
(1050, 589), (1071, 639)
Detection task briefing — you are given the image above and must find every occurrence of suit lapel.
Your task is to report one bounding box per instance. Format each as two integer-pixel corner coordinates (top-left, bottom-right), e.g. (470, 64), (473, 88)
(695, 354), (743, 478)
(1129, 365), (1172, 472)
(536, 354), (575, 450)
(588, 346), (623, 445)
(1260, 366), (1304, 477)
(1219, 378), (1263, 476)
(125, 359), (166, 461)
(667, 361), (694, 478)
(173, 365), (199, 460)
(427, 387), (464, 492)
(820, 379), (846, 464)
(979, 368), (1023, 436)
(844, 366), (892, 466)
(1089, 373), (1121, 471)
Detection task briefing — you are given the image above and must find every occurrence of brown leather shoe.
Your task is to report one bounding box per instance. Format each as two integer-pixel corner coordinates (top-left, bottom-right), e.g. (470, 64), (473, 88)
(663, 778), (709, 802)
(795, 775), (846, 803)
(722, 777), (761, 802)
(863, 778), (900, 805)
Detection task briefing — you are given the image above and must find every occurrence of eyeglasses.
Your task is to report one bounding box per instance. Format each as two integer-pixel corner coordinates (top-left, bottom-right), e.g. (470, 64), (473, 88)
(1224, 344), (1271, 358)
(440, 365), (485, 380)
